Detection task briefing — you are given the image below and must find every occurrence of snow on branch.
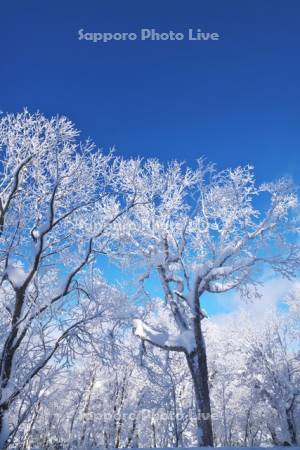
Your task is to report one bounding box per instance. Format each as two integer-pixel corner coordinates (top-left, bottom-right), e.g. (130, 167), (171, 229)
(133, 319), (195, 354)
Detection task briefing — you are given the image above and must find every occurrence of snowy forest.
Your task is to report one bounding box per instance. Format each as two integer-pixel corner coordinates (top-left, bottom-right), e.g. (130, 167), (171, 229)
(0, 110), (299, 449)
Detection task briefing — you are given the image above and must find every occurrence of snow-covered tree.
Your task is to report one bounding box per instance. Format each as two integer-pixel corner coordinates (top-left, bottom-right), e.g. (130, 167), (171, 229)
(0, 111), (141, 448)
(113, 159), (300, 446)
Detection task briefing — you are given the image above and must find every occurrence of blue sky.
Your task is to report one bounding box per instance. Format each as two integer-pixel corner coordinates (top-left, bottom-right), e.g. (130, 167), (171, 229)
(1, 0), (300, 183)
(1, 0), (300, 315)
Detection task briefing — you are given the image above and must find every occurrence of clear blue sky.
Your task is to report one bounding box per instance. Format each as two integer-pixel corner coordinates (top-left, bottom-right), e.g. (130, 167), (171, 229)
(1, 0), (300, 315)
(1, 0), (300, 185)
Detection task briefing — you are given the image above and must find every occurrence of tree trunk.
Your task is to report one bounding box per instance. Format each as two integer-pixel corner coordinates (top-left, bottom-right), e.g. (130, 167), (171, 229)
(286, 406), (297, 446)
(285, 394), (298, 446)
(186, 317), (213, 447)
(151, 419), (157, 448)
(0, 288), (27, 449)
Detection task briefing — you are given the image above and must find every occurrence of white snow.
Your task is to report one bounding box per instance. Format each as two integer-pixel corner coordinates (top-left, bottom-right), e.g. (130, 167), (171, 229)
(133, 319), (195, 353)
(6, 263), (28, 288)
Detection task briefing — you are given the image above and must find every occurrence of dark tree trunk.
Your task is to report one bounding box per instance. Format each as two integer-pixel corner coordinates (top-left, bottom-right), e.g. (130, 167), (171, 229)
(151, 419), (157, 448)
(286, 406), (297, 446)
(186, 315), (213, 447)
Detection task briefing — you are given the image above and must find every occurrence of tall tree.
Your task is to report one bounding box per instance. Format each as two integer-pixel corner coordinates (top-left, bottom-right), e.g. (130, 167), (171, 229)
(113, 159), (300, 446)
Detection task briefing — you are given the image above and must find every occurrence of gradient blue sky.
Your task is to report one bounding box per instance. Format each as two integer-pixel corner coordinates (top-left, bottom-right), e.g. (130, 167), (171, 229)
(1, 0), (300, 314)
(1, 0), (300, 182)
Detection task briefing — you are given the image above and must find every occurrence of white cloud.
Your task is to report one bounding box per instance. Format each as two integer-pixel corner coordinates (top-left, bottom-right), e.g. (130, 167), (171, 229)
(208, 274), (294, 319)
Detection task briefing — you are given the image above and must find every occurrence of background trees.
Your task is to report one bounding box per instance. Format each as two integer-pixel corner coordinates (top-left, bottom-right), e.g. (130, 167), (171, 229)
(9, 290), (300, 449)
(209, 298), (300, 447)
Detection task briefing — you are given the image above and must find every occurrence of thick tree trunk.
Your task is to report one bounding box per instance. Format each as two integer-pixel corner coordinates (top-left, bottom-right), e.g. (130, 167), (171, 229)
(286, 401), (297, 446)
(186, 317), (214, 447)
(186, 352), (213, 446)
